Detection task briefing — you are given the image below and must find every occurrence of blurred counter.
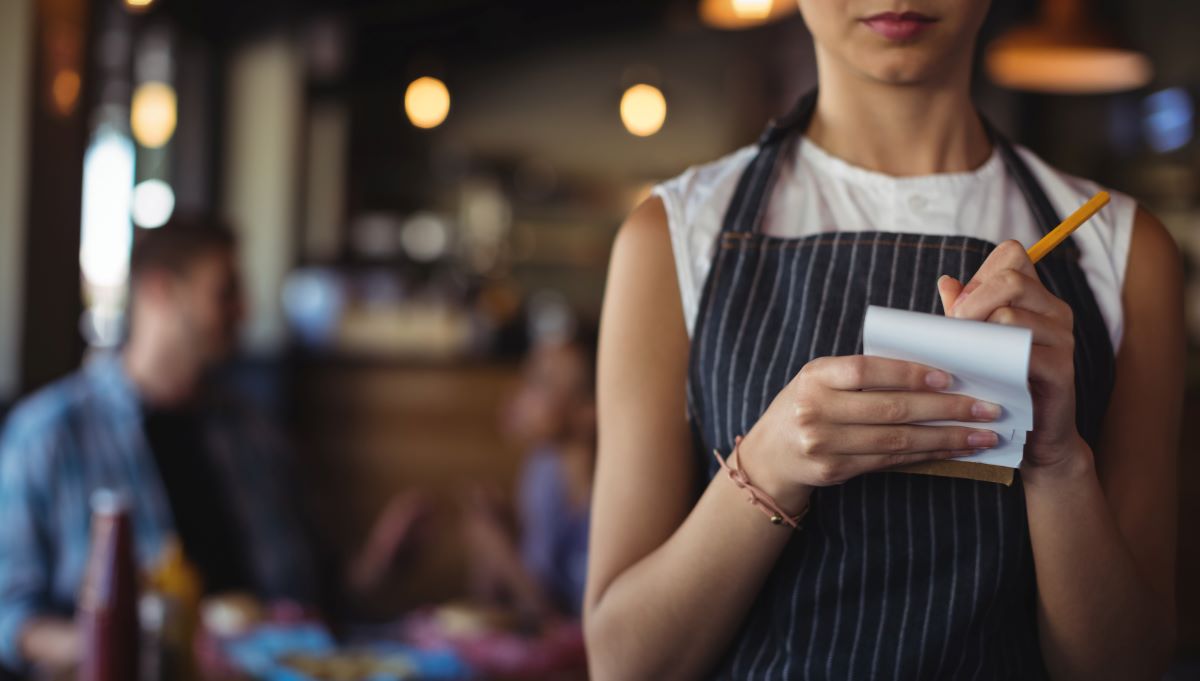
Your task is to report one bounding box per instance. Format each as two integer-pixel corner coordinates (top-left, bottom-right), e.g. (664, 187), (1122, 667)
(289, 357), (526, 618)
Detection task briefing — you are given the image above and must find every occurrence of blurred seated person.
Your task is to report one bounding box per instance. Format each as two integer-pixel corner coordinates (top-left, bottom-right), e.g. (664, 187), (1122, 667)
(0, 217), (422, 676)
(462, 326), (595, 621)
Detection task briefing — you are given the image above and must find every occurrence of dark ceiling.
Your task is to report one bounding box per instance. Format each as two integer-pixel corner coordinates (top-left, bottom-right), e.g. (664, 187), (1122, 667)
(150, 0), (1157, 59)
(143, 0), (1167, 91)
(139, 0), (700, 92)
(158, 0), (681, 54)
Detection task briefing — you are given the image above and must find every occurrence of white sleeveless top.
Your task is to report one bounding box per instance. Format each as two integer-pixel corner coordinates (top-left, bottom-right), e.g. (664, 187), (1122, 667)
(654, 137), (1136, 351)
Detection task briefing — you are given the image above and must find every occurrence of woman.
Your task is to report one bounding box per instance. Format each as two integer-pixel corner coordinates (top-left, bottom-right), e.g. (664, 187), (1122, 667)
(585, 1), (1182, 679)
(462, 330), (596, 619)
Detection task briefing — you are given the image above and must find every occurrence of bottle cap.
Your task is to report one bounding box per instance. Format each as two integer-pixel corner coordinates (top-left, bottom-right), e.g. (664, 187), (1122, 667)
(90, 488), (130, 515)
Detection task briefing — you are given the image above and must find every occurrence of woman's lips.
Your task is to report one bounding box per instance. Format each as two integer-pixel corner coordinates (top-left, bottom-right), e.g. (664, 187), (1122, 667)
(860, 11), (938, 41)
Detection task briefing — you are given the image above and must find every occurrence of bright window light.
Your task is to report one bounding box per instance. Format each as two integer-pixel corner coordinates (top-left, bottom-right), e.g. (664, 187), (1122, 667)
(80, 128), (135, 288)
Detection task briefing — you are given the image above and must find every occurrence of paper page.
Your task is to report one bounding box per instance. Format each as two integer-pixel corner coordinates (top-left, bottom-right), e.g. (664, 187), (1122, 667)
(862, 305), (1033, 468)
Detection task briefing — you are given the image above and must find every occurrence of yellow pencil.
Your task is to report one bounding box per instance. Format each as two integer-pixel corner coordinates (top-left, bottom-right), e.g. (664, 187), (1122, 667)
(1026, 191), (1110, 264)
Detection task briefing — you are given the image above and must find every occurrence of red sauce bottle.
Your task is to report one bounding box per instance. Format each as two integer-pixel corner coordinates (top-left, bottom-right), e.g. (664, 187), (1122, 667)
(77, 490), (139, 681)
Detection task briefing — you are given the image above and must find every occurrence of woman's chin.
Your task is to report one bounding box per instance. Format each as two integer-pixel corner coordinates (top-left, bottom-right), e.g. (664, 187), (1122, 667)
(854, 55), (957, 87)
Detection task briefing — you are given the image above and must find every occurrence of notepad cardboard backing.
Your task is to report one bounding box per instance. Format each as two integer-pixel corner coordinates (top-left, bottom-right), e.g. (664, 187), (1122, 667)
(893, 459), (1015, 486)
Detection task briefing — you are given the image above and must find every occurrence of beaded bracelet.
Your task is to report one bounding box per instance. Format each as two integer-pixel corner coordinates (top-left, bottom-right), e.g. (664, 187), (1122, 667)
(712, 435), (809, 530)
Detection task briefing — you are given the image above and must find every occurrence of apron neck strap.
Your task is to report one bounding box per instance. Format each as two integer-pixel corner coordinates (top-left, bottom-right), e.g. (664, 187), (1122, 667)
(719, 90), (818, 235)
(758, 89), (819, 147)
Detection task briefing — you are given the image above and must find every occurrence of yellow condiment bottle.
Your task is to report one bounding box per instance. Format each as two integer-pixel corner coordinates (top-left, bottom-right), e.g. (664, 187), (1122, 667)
(142, 537), (203, 681)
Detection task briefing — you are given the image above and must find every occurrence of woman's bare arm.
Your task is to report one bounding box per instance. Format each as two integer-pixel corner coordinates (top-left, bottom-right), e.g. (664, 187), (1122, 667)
(1023, 208), (1181, 680)
(584, 198), (798, 680)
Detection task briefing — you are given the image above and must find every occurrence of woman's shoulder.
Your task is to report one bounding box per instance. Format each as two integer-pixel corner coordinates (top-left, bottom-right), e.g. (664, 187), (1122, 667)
(652, 144), (759, 234)
(643, 145), (758, 336)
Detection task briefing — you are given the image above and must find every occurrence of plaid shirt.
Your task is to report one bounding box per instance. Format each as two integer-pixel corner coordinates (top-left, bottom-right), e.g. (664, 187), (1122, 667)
(0, 355), (316, 670)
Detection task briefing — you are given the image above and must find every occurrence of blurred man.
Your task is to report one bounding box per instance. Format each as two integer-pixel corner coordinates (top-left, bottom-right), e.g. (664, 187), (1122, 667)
(0, 217), (317, 674)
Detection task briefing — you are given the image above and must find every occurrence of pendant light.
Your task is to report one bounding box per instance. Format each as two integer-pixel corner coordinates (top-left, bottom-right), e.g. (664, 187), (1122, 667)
(699, 0), (798, 31)
(405, 76), (451, 129)
(985, 0), (1152, 94)
(130, 81), (177, 148)
(620, 84), (668, 137)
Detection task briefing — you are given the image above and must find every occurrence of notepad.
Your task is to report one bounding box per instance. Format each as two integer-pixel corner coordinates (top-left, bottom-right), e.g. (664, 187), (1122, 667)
(863, 305), (1033, 474)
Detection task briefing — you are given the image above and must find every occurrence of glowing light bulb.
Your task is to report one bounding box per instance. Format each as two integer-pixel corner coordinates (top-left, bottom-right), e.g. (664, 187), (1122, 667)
(732, 0), (772, 19)
(131, 180), (176, 228)
(124, 0), (155, 12)
(51, 69), (81, 116)
(130, 82), (177, 148)
(405, 77), (451, 129)
(620, 84), (667, 138)
(700, 0), (795, 29)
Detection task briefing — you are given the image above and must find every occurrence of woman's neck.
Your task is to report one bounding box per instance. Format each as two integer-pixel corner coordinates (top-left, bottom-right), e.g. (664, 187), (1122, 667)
(805, 56), (991, 177)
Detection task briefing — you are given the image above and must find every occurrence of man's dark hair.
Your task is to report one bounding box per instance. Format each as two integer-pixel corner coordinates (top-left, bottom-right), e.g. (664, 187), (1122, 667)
(129, 214), (237, 284)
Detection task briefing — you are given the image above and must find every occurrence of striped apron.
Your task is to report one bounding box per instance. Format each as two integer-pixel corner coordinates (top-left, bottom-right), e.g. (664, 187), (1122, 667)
(687, 91), (1116, 680)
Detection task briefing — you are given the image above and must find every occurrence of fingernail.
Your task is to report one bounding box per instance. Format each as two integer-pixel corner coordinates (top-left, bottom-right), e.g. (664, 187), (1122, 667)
(951, 291), (971, 317)
(971, 401), (1002, 420)
(925, 371), (951, 389)
(967, 430), (998, 448)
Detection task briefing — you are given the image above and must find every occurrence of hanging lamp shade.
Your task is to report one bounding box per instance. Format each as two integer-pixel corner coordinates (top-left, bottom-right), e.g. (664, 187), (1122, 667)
(699, 0), (798, 30)
(985, 0), (1152, 94)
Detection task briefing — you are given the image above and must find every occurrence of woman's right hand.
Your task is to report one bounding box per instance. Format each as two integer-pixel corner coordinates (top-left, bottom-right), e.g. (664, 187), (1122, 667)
(738, 355), (1002, 510)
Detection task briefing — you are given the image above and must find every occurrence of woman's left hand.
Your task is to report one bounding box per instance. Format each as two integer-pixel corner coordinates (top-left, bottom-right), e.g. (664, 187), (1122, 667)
(937, 240), (1085, 469)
